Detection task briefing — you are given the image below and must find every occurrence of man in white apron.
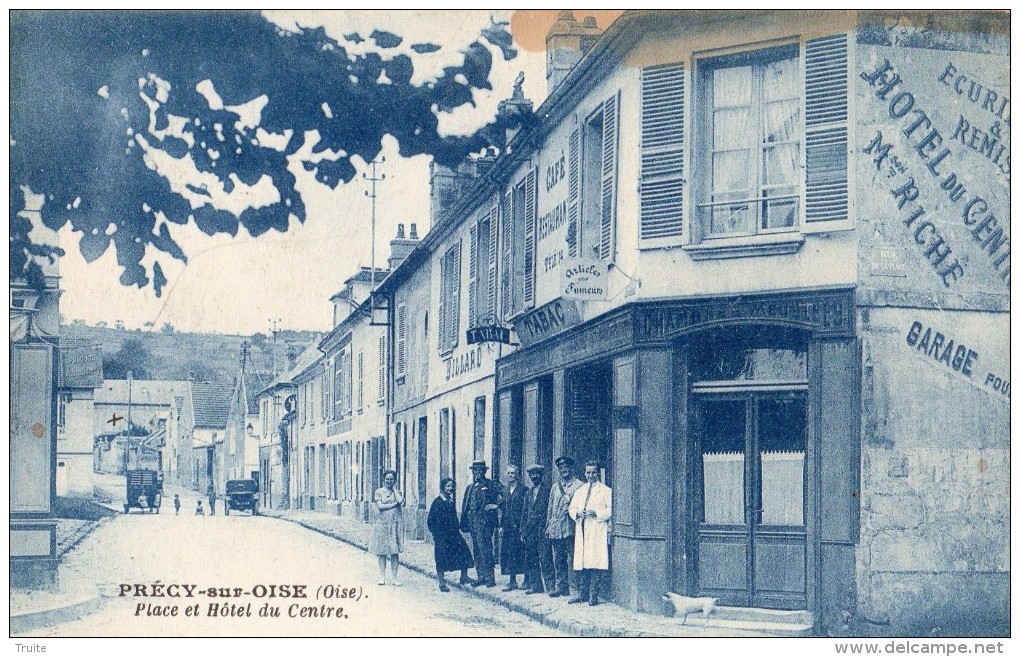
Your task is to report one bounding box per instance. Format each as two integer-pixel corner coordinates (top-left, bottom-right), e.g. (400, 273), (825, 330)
(568, 460), (612, 606)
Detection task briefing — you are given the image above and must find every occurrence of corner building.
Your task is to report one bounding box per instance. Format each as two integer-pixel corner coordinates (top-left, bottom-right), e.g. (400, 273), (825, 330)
(486, 10), (1007, 635)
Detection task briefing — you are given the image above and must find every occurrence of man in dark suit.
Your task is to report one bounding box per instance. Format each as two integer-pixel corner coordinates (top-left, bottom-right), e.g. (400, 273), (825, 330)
(460, 460), (500, 587)
(498, 464), (529, 591)
(521, 464), (553, 594)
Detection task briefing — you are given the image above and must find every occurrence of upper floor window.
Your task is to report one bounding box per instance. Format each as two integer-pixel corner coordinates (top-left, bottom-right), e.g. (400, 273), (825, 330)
(468, 208), (497, 327)
(699, 45), (800, 238)
(438, 241), (461, 355)
(502, 172), (537, 320)
(395, 303), (407, 380)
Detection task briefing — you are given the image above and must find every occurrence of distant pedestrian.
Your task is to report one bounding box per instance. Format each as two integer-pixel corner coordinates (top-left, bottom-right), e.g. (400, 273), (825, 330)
(461, 460), (500, 587)
(371, 469), (404, 586)
(427, 478), (474, 592)
(207, 488), (217, 516)
(568, 461), (612, 606)
(521, 464), (553, 594)
(498, 465), (528, 591)
(195, 500), (205, 516)
(173, 494), (181, 515)
(546, 455), (583, 598)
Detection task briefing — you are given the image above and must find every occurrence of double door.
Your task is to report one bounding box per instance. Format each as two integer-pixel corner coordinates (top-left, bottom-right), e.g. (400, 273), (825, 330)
(692, 389), (808, 609)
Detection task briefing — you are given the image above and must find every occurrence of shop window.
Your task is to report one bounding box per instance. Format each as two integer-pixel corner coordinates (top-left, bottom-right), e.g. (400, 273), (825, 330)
(438, 241), (461, 355)
(690, 326), (807, 384)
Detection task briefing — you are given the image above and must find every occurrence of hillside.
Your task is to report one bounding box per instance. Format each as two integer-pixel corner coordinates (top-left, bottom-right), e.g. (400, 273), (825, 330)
(61, 323), (321, 385)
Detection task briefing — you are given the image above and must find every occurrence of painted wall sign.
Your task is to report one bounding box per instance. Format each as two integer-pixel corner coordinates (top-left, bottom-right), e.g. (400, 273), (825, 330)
(857, 46), (1010, 295)
(444, 346), (484, 382)
(60, 347), (104, 388)
(904, 319), (1008, 401)
(561, 257), (608, 301)
(466, 325), (511, 345)
(511, 297), (581, 348)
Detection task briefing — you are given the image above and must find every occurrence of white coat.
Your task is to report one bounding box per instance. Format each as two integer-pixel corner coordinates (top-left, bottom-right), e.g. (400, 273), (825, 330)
(568, 481), (612, 570)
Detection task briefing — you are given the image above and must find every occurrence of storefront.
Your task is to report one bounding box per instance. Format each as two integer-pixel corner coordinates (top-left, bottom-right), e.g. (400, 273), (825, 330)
(497, 287), (858, 622)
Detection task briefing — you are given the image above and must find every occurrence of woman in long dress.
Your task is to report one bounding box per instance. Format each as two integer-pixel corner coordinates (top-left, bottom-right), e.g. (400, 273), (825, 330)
(371, 469), (404, 585)
(427, 477), (475, 592)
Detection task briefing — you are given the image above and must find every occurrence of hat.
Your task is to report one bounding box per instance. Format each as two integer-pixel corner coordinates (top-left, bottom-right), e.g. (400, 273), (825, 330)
(526, 464), (545, 474)
(554, 456), (575, 467)
(470, 460), (488, 470)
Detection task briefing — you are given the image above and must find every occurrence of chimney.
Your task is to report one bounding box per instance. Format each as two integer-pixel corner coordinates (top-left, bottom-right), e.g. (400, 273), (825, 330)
(429, 159), (483, 228)
(497, 72), (533, 148)
(388, 222), (420, 270)
(545, 11), (603, 95)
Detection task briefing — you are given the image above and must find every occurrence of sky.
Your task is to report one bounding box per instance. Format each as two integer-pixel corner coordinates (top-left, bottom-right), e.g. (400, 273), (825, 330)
(20, 10), (624, 335)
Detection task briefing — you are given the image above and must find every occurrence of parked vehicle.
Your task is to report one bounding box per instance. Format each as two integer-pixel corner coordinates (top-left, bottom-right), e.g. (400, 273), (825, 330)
(125, 469), (162, 514)
(224, 478), (259, 515)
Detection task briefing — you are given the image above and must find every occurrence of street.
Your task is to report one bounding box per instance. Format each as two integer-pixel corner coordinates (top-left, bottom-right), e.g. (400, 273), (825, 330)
(24, 485), (565, 637)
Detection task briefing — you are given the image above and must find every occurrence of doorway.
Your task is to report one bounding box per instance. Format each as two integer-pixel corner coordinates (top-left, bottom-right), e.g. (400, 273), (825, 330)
(692, 390), (807, 609)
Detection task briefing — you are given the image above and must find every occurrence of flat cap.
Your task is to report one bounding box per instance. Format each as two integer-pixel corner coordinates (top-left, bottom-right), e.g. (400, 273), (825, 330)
(554, 455), (575, 467)
(526, 464), (546, 474)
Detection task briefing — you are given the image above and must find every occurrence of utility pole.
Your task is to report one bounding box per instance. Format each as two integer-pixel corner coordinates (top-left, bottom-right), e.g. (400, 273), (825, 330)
(269, 318), (282, 376)
(363, 156), (386, 289)
(125, 370), (133, 472)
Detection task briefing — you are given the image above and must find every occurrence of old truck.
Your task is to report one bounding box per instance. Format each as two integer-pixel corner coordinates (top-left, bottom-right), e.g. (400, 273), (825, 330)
(124, 469), (162, 514)
(224, 478), (259, 515)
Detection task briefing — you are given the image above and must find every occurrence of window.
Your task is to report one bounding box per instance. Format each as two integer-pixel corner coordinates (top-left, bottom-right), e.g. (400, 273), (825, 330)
(699, 45), (801, 237)
(332, 350), (353, 421)
(377, 335), (386, 402)
(300, 383), (307, 426)
(438, 242), (462, 354)
(502, 171), (537, 320)
(468, 211), (494, 327)
(568, 94), (620, 260)
(395, 303), (407, 380)
(320, 371), (328, 420)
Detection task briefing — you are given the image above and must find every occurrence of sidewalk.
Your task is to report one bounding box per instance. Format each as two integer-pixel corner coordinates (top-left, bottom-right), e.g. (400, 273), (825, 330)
(264, 505), (763, 638)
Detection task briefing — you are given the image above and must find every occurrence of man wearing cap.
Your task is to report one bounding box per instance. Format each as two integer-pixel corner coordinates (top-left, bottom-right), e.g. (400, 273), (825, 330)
(546, 455), (584, 598)
(460, 460), (500, 587)
(521, 464), (552, 594)
(568, 460), (613, 606)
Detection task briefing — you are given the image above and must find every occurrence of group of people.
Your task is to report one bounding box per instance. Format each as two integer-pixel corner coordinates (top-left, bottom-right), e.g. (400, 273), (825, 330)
(370, 455), (612, 606)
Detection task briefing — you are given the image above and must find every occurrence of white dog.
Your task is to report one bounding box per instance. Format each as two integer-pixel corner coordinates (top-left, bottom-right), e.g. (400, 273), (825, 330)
(663, 592), (718, 627)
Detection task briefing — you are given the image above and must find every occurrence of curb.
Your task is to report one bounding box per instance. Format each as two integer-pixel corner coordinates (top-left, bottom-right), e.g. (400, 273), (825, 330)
(10, 592), (105, 635)
(58, 515), (112, 558)
(268, 512), (661, 638)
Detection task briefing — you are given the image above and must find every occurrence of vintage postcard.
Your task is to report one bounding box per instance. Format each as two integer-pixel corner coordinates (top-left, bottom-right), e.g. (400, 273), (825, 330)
(8, 8), (1012, 648)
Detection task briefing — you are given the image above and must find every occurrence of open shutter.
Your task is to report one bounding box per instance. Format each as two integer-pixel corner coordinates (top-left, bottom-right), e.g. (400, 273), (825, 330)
(437, 250), (447, 352)
(468, 223), (478, 326)
(640, 63), (685, 240)
(396, 304), (406, 378)
(357, 351), (364, 411)
(377, 335), (385, 401)
(567, 128), (580, 257)
(450, 241), (461, 348)
(599, 92), (621, 259)
(523, 168), (537, 309)
(487, 204), (498, 319)
(500, 191), (512, 321)
(805, 34), (849, 223)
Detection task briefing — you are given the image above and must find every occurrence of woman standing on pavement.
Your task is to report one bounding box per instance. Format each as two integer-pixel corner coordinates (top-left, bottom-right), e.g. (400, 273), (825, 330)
(371, 469), (405, 586)
(427, 478), (475, 592)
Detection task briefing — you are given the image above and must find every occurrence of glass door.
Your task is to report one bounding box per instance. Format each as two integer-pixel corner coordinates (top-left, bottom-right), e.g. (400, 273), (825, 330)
(694, 390), (807, 609)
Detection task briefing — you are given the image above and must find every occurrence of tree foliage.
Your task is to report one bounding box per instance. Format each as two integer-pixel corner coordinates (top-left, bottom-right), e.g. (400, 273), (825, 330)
(10, 11), (528, 293)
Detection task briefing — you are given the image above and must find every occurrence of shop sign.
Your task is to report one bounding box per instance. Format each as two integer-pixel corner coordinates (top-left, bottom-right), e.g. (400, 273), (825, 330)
(512, 298), (581, 348)
(60, 347), (104, 388)
(561, 258), (608, 301)
(466, 325), (511, 345)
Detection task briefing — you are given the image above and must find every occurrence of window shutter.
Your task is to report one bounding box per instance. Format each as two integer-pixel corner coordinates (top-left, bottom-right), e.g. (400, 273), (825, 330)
(599, 92), (621, 259)
(356, 351), (364, 411)
(500, 190), (512, 321)
(377, 335), (385, 401)
(487, 204), (498, 319)
(640, 63), (685, 240)
(567, 128), (580, 257)
(396, 303), (407, 378)
(437, 250), (447, 353)
(805, 34), (849, 223)
(523, 168), (537, 308)
(450, 241), (461, 348)
(468, 223), (478, 326)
